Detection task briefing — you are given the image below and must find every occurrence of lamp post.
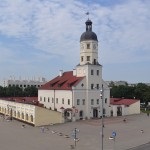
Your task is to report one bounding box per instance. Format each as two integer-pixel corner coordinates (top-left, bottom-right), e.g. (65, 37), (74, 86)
(100, 84), (104, 150)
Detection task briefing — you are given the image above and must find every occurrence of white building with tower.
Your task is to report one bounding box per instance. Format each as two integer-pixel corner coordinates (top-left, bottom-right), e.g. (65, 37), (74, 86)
(38, 19), (110, 121)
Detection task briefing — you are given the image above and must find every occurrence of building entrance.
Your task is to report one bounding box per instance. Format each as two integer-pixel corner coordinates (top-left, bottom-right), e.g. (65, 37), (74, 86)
(93, 108), (98, 118)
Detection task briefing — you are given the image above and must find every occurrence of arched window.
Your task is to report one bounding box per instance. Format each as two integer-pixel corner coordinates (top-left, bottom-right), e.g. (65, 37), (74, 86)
(22, 113), (24, 119)
(17, 111), (20, 118)
(14, 111), (16, 117)
(26, 114), (28, 121)
(30, 115), (34, 122)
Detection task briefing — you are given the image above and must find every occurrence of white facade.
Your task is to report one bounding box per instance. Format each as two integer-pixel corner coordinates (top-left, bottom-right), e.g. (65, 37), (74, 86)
(0, 99), (63, 126)
(110, 99), (140, 117)
(38, 19), (110, 121)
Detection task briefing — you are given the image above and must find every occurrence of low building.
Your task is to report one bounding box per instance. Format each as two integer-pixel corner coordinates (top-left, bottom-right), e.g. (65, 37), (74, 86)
(0, 98), (63, 126)
(1, 77), (46, 89)
(110, 98), (140, 116)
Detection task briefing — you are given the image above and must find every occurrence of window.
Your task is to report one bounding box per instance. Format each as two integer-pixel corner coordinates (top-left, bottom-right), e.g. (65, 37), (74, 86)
(97, 70), (99, 75)
(48, 97), (50, 102)
(82, 99), (85, 105)
(91, 69), (94, 75)
(24, 85), (26, 87)
(97, 99), (99, 104)
(96, 84), (99, 89)
(68, 99), (70, 105)
(105, 98), (107, 104)
(87, 56), (90, 61)
(94, 59), (96, 65)
(44, 97), (46, 102)
(81, 56), (83, 62)
(56, 98), (58, 103)
(62, 98), (64, 104)
(91, 84), (94, 89)
(77, 99), (80, 105)
(40, 97), (42, 101)
(87, 43), (90, 49)
(91, 99), (94, 105)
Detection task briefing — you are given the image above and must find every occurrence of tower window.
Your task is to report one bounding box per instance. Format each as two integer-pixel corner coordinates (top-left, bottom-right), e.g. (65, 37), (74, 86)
(81, 56), (84, 62)
(94, 59), (96, 65)
(97, 70), (99, 75)
(87, 56), (90, 61)
(91, 69), (94, 75)
(87, 44), (90, 49)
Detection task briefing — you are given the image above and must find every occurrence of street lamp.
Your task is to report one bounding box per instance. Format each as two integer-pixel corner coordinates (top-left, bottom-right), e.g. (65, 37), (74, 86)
(100, 84), (104, 150)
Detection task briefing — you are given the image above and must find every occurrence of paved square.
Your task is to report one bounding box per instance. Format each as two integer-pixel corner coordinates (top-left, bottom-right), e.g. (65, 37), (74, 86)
(0, 113), (150, 150)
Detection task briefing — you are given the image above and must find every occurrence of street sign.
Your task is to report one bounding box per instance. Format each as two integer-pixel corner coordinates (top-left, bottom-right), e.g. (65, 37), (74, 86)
(112, 131), (116, 137)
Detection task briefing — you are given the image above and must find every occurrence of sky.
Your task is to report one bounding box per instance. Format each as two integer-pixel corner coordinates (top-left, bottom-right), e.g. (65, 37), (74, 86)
(0, 0), (150, 84)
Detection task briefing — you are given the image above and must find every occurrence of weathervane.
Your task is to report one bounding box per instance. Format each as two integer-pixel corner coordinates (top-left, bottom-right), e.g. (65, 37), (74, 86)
(86, 12), (90, 19)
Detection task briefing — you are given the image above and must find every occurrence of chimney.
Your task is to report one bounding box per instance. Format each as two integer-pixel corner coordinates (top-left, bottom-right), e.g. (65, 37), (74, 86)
(59, 70), (63, 76)
(73, 69), (76, 76)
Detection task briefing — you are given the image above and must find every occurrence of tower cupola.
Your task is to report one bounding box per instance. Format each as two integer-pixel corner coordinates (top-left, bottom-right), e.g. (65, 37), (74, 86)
(80, 19), (98, 42)
(79, 19), (99, 66)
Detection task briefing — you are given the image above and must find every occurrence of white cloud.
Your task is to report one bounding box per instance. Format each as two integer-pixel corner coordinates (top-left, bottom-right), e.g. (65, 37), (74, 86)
(0, 0), (150, 67)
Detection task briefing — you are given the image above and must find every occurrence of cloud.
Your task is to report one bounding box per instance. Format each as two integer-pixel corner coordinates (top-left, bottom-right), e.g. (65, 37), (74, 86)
(0, 0), (150, 67)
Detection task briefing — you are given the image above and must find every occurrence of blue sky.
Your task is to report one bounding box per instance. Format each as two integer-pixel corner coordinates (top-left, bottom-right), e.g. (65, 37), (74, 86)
(0, 0), (150, 83)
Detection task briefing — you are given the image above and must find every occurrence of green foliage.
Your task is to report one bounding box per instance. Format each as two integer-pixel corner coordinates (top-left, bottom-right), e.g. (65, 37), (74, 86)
(110, 83), (150, 104)
(0, 86), (38, 97)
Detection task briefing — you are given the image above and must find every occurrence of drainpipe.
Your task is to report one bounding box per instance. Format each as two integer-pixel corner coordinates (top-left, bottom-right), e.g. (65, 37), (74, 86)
(54, 89), (55, 110)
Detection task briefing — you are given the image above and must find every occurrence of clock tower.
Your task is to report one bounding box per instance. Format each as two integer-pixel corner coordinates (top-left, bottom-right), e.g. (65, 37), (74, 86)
(80, 19), (98, 65)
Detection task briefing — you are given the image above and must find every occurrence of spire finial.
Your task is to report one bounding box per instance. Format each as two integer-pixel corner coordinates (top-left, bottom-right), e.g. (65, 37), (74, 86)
(86, 12), (90, 19)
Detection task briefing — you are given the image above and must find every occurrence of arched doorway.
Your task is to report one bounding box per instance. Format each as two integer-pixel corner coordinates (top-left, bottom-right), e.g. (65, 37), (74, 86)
(93, 108), (98, 118)
(110, 110), (113, 116)
(64, 108), (72, 122)
(79, 110), (83, 119)
(117, 106), (122, 116)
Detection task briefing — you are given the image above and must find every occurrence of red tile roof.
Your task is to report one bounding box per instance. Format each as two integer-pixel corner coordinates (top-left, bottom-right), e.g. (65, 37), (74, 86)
(0, 97), (44, 106)
(39, 71), (84, 90)
(110, 98), (139, 106)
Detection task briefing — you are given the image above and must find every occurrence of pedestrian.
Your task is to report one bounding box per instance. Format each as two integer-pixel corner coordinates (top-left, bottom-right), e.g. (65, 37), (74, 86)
(123, 118), (126, 123)
(140, 129), (144, 133)
(41, 126), (45, 133)
(22, 124), (25, 128)
(147, 112), (149, 116)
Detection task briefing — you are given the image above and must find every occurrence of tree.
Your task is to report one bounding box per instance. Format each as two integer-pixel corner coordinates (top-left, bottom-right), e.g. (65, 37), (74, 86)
(24, 86), (38, 97)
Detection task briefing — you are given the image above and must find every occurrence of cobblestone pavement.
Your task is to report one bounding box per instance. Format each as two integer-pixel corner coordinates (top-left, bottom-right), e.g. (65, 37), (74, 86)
(0, 113), (150, 150)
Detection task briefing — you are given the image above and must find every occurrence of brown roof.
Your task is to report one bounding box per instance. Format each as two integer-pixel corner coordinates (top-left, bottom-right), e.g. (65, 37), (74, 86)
(110, 98), (139, 106)
(39, 71), (84, 90)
